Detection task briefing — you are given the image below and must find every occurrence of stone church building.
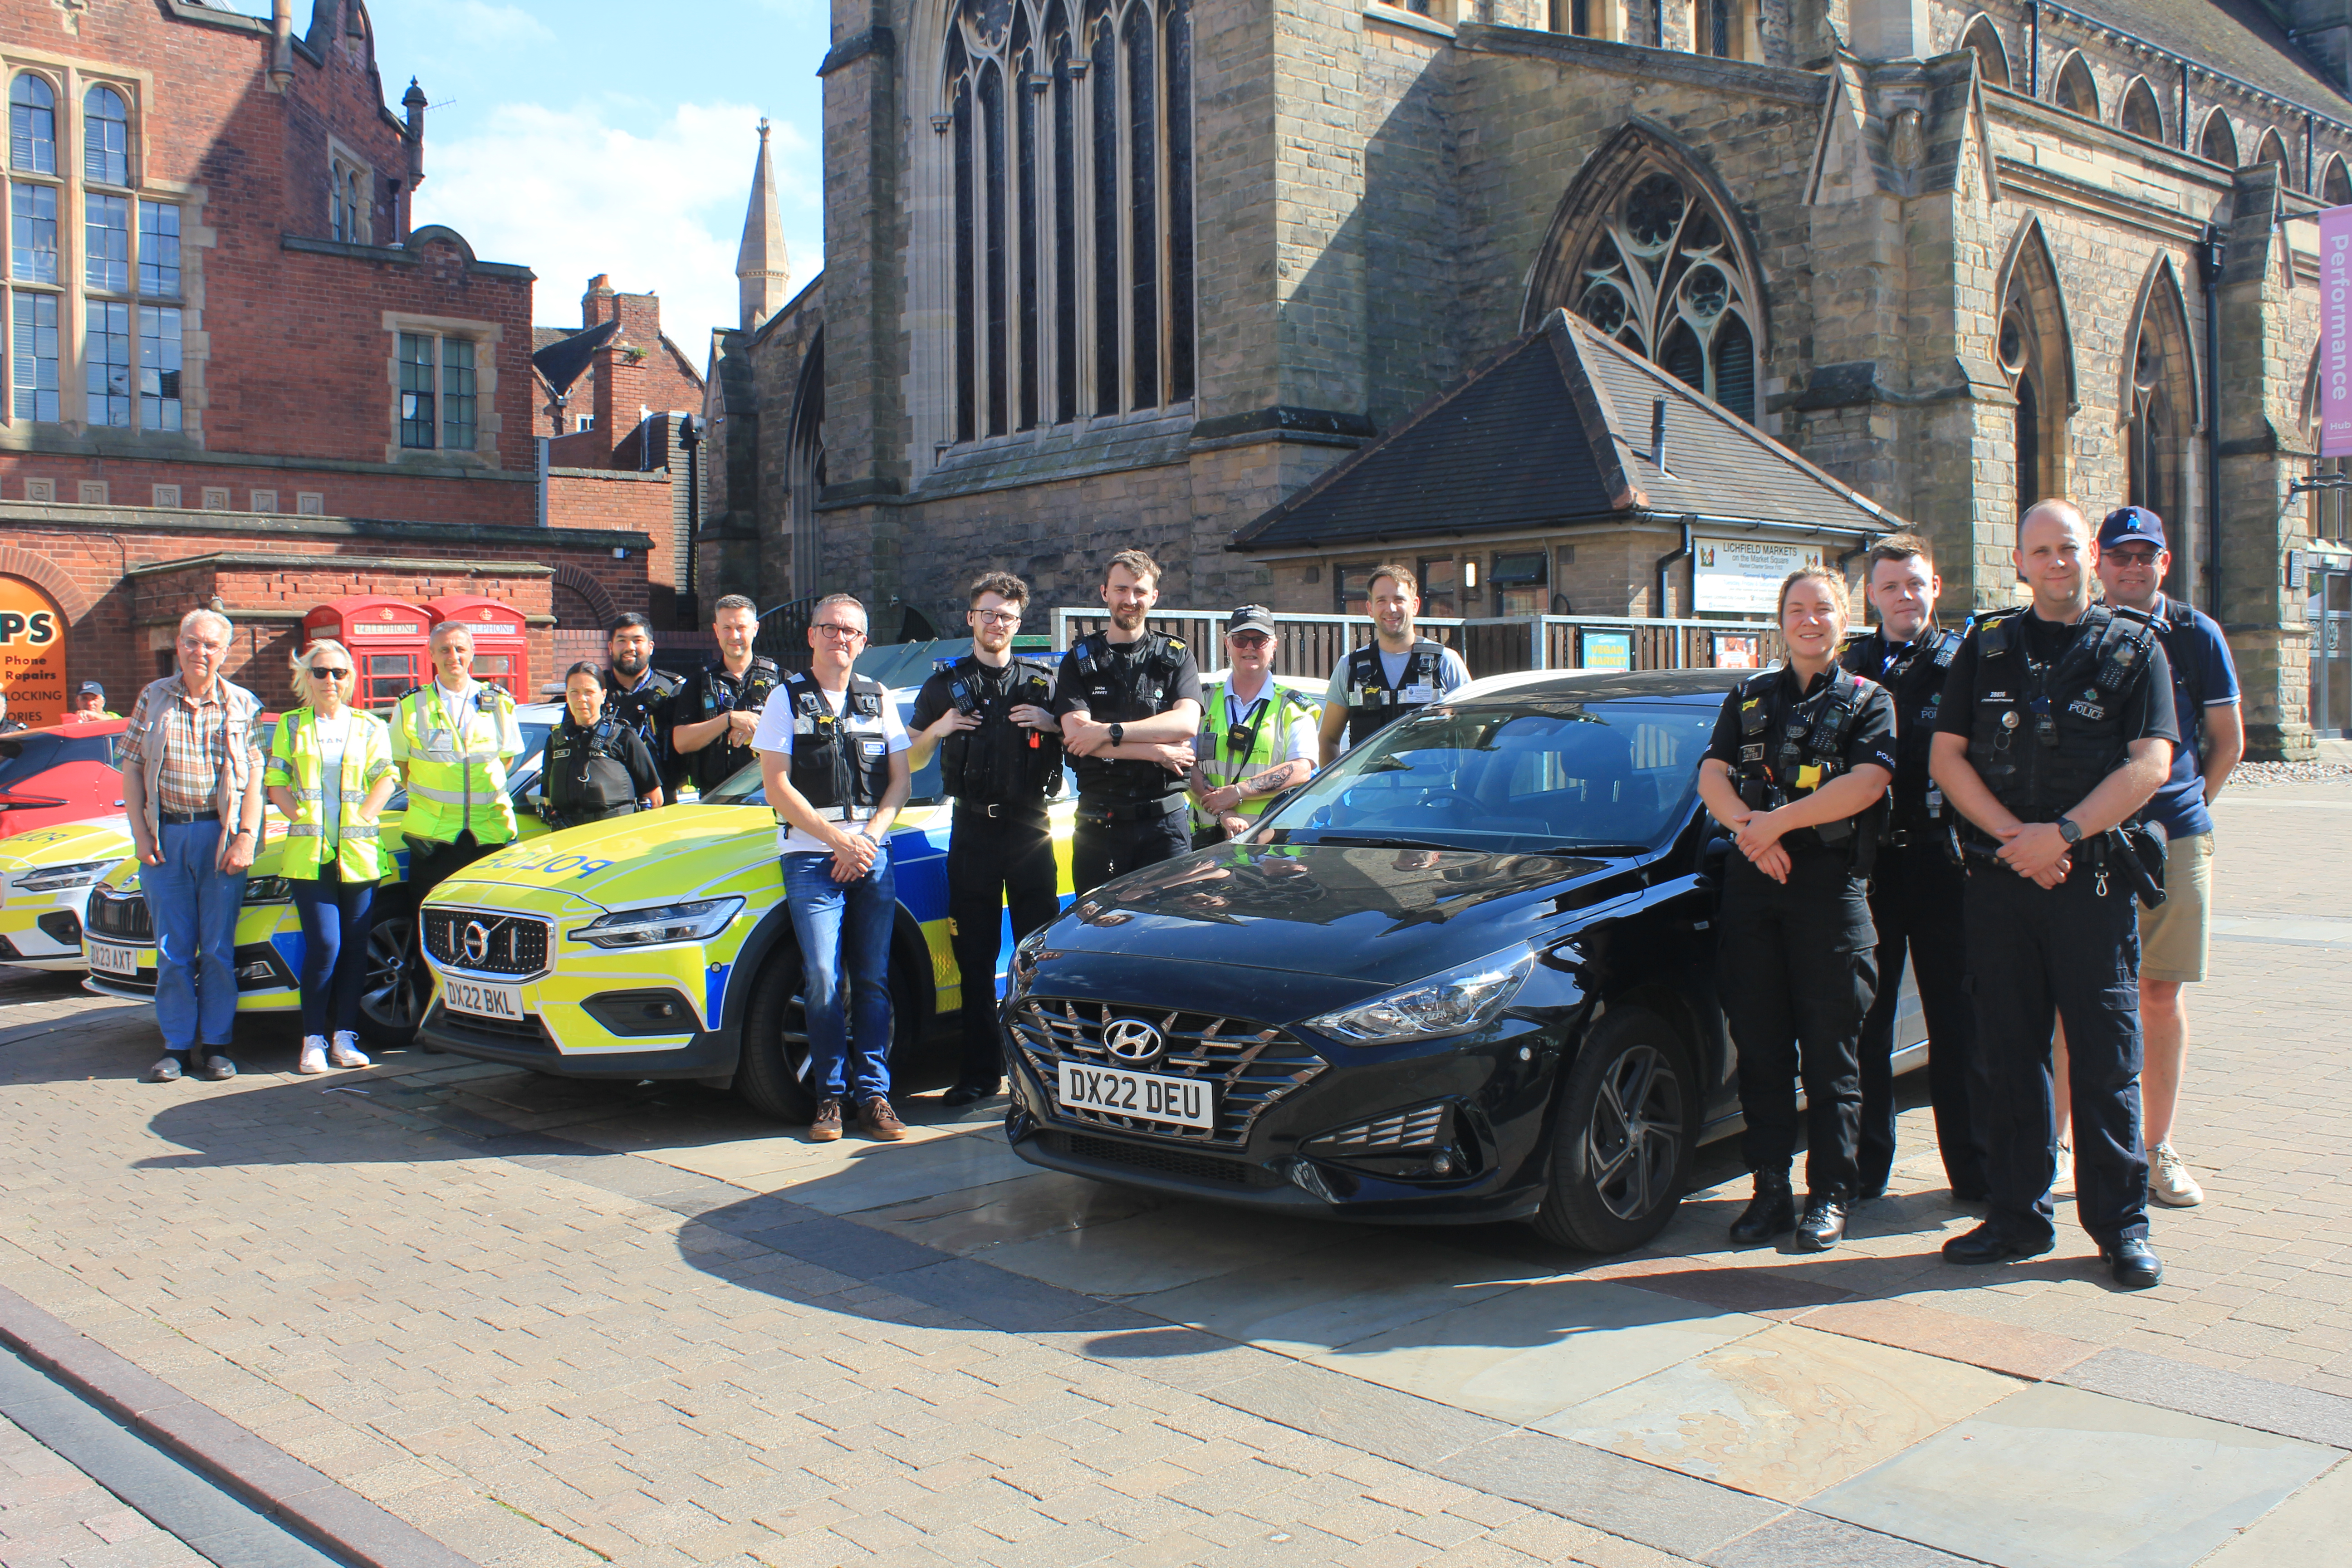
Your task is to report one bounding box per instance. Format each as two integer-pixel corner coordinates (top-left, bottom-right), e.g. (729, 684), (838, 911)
(705, 0), (2352, 758)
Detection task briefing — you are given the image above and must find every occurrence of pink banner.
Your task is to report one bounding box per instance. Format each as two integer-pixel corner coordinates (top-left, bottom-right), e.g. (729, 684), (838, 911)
(2323, 205), (2352, 456)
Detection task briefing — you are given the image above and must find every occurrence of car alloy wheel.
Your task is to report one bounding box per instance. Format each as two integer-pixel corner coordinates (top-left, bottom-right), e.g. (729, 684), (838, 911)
(1530, 1005), (1693, 1253)
(1587, 1043), (1682, 1224)
(358, 905), (423, 1049)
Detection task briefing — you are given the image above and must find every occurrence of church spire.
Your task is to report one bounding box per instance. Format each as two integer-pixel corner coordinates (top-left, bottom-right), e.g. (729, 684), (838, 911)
(736, 119), (789, 332)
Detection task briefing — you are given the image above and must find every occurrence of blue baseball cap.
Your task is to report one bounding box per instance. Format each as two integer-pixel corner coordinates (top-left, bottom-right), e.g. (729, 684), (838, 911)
(2098, 505), (2167, 552)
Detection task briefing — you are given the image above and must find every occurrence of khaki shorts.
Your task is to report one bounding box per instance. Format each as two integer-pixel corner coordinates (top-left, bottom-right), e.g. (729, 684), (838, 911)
(2138, 829), (2214, 984)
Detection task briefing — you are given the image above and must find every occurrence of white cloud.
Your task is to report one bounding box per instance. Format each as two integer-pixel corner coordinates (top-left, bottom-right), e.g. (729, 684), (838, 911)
(402, 0), (554, 49)
(412, 96), (821, 348)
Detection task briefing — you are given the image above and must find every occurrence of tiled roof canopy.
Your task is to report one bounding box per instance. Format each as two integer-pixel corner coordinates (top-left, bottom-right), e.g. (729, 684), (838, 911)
(1229, 310), (1901, 553)
(529, 317), (621, 396)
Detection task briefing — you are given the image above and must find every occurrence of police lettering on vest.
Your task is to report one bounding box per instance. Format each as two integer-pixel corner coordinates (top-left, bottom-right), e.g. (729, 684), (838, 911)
(781, 671), (893, 819)
(1839, 626), (1961, 833)
(935, 654), (1062, 805)
(1059, 630), (1191, 802)
(682, 656), (781, 793)
(1725, 662), (1888, 861)
(541, 717), (642, 826)
(1343, 639), (1446, 747)
(1960, 603), (2160, 830)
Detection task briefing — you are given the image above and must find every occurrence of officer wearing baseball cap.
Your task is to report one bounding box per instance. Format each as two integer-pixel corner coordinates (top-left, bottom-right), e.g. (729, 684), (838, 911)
(74, 681), (118, 720)
(1189, 606), (1319, 846)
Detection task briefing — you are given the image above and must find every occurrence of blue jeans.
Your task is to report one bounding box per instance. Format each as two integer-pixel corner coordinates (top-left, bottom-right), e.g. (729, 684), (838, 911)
(146, 818), (246, 1055)
(292, 871), (375, 1038)
(781, 844), (896, 1102)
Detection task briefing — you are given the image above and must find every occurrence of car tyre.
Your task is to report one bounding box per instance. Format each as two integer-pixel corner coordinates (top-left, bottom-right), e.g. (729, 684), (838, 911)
(357, 896), (425, 1051)
(1529, 1006), (1694, 1254)
(736, 954), (818, 1122)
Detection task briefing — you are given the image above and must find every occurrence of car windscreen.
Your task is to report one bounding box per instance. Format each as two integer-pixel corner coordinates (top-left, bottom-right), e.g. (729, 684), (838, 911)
(1258, 698), (1716, 854)
(0, 732), (113, 791)
(700, 696), (944, 808)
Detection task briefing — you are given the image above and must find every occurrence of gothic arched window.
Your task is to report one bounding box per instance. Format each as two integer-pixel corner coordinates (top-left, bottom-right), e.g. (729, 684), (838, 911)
(2255, 126), (2290, 186)
(2126, 260), (2197, 596)
(83, 85), (128, 185)
(10, 74), (54, 174)
(1957, 15), (2010, 89)
(2053, 52), (2098, 119)
(1996, 219), (2074, 521)
(2200, 109), (2238, 167)
(1570, 170), (1759, 421)
(945, 0), (1192, 447)
(2119, 77), (2165, 142)
(2326, 155), (2352, 206)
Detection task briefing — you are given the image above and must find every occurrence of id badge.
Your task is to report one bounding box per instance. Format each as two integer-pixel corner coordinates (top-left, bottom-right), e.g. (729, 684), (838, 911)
(1402, 683), (1436, 703)
(862, 740), (886, 757)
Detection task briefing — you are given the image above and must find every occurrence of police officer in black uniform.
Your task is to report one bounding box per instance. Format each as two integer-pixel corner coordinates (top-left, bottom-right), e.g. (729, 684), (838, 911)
(1838, 534), (1986, 1203)
(603, 612), (685, 804)
(910, 571), (1065, 1106)
(1931, 498), (2176, 1289)
(539, 662), (662, 827)
(1317, 563), (1471, 764)
(1053, 549), (1203, 896)
(1697, 566), (1897, 1253)
(671, 594), (780, 796)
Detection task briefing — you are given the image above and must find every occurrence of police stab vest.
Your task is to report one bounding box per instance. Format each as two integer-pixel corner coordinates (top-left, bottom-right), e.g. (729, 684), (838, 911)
(1963, 604), (2159, 827)
(544, 717), (639, 822)
(1063, 630), (1189, 802)
(1839, 626), (1961, 832)
(1729, 663), (1882, 853)
(937, 654), (1062, 805)
(781, 671), (892, 819)
(1343, 639), (1446, 746)
(684, 656), (781, 792)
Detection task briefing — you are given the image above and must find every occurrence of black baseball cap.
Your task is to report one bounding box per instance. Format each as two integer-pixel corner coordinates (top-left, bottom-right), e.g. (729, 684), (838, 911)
(2098, 505), (2167, 552)
(1227, 605), (1278, 636)
(78, 681), (103, 696)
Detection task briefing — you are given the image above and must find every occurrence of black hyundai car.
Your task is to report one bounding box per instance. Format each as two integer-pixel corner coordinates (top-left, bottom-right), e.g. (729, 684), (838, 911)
(1003, 666), (1925, 1254)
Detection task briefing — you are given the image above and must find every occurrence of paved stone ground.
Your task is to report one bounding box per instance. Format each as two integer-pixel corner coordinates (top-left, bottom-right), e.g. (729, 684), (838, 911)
(0, 780), (2346, 1567)
(0, 1410), (205, 1568)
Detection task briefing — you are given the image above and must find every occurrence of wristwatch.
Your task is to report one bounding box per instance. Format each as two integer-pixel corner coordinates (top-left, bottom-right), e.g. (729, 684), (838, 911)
(2056, 817), (2083, 845)
(1109, 723), (1125, 747)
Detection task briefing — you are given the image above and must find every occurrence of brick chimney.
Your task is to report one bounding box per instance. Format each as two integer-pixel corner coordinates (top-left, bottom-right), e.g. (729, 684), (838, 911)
(585, 278), (665, 467)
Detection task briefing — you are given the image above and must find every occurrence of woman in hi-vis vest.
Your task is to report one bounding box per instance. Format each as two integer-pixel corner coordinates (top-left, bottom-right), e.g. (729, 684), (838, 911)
(266, 640), (399, 1076)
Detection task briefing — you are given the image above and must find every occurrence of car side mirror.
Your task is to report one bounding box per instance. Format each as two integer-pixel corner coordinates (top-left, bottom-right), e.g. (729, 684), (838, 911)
(1701, 829), (1731, 875)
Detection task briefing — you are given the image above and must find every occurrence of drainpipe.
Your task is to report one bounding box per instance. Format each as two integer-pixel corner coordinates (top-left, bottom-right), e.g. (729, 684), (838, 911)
(1653, 514), (1694, 620)
(269, 0), (293, 93)
(2027, 2), (2040, 98)
(2199, 222), (2225, 618)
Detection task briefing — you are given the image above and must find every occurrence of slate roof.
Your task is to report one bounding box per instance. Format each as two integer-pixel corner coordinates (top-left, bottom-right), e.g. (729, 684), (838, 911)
(529, 317), (620, 396)
(2058, 0), (2352, 121)
(1229, 309), (1901, 552)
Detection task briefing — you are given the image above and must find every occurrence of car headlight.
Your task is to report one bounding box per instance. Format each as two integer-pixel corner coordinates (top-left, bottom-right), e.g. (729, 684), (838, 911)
(242, 876), (294, 904)
(14, 859), (117, 893)
(1303, 947), (1534, 1045)
(568, 897), (745, 949)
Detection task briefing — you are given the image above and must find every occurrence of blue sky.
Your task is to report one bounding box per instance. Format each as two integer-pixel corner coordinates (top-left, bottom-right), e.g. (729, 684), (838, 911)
(353, 0), (832, 351)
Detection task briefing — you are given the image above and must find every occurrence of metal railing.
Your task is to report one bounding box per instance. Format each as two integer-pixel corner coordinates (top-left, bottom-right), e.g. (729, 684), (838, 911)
(1050, 608), (1782, 678)
(754, 596), (821, 673)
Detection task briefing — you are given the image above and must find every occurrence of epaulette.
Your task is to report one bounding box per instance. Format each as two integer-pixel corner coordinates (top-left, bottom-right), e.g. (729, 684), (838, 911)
(1165, 637), (1186, 653)
(2107, 603), (2161, 632)
(396, 684), (427, 702)
(933, 656), (960, 672)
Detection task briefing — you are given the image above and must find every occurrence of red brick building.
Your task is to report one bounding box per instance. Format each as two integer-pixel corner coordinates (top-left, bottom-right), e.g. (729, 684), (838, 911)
(0, 0), (651, 721)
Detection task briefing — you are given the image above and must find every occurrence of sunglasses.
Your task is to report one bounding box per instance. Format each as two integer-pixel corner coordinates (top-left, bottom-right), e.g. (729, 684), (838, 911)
(311, 667), (351, 679)
(1229, 633), (1273, 649)
(2105, 547), (2162, 565)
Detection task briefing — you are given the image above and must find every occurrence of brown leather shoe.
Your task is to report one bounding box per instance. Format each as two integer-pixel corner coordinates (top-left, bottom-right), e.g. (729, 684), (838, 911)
(860, 1095), (907, 1142)
(808, 1098), (844, 1142)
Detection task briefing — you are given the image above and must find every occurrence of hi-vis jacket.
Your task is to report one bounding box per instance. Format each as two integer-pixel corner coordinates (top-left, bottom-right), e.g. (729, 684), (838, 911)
(390, 682), (524, 846)
(266, 706), (397, 881)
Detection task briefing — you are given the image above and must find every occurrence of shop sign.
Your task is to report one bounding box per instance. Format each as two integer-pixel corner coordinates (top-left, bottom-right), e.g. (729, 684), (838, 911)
(2323, 204), (2352, 456)
(1692, 538), (1825, 615)
(0, 575), (66, 728)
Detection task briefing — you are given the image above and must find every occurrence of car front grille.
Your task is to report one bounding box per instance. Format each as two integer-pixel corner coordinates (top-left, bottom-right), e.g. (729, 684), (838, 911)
(1007, 996), (1328, 1149)
(423, 908), (550, 977)
(85, 886), (152, 941)
(1043, 1131), (1281, 1187)
(426, 1001), (558, 1053)
(1304, 1102), (1451, 1154)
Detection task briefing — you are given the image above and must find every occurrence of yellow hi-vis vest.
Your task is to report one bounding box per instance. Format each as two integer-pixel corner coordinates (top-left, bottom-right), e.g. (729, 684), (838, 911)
(391, 682), (521, 847)
(1193, 678), (1315, 835)
(266, 706), (397, 881)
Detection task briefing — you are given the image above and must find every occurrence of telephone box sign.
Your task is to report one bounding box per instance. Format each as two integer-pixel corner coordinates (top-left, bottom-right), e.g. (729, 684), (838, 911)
(2322, 204), (2352, 456)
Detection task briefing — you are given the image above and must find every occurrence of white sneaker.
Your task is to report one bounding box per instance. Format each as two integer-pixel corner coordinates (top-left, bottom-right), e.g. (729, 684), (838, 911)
(328, 1032), (371, 1069)
(2151, 1142), (2205, 1207)
(2053, 1142), (2073, 1192)
(297, 1037), (328, 1075)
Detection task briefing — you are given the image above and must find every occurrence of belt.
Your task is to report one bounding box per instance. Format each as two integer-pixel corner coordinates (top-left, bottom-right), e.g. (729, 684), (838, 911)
(954, 800), (1049, 820)
(1076, 794), (1186, 824)
(157, 809), (218, 826)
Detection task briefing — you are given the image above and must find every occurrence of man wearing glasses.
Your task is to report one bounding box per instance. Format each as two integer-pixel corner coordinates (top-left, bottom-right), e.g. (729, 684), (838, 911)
(908, 572), (1064, 1107)
(751, 595), (914, 1143)
(1189, 606), (1318, 846)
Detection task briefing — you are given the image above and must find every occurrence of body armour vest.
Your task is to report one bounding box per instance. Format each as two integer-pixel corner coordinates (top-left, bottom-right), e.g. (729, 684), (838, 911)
(1839, 627), (1961, 832)
(938, 654), (1063, 805)
(782, 671), (892, 818)
(1064, 631), (1188, 802)
(1729, 663), (1882, 853)
(1343, 639), (1446, 746)
(683, 656), (781, 792)
(545, 718), (639, 820)
(1963, 604), (2159, 826)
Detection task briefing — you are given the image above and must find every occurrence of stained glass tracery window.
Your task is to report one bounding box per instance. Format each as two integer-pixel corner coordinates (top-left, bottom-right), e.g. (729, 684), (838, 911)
(1572, 171), (1759, 421)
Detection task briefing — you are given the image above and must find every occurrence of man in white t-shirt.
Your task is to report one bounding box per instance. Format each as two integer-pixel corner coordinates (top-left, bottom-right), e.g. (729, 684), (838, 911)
(1319, 563), (1471, 764)
(751, 594), (913, 1143)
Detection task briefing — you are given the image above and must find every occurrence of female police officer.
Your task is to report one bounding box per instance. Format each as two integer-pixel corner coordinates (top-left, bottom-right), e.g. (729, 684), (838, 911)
(539, 662), (662, 828)
(1696, 566), (1897, 1251)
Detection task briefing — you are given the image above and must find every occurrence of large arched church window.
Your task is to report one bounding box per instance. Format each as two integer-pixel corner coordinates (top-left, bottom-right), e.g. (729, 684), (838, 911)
(945, 0), (1192, 446)
(1995, 219), (2074, 521)
(2125, 260), (2197, 596)
(1570, 171), (1759, 421)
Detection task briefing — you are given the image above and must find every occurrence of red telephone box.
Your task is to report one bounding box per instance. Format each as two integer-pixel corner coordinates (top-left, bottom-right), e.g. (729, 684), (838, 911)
(303, 596), (431, 711)
(424, 595), (529, 696)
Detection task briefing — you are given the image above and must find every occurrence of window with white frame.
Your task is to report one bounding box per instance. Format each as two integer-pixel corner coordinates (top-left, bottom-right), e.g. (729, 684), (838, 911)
(3, 69), (183, 431)
(398, 330), (477, 451)
(942, 0), (1195, 446)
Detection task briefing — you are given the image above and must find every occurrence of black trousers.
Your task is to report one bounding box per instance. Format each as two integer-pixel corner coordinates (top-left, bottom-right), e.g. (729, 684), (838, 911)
(1719, 851), (1877, 1199)
(404, 831), (501, 902)
(1071, 800), (1189, 897)
(946, 807), (1062, 1090)
(1964, 861), (2149, 1249)
(1858, 840), (1986, 1197)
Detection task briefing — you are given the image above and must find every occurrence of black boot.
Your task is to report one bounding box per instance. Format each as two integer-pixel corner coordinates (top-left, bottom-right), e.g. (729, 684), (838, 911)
(1729, 1171), (1795, 1244)
(1791, 1195), (1848, 1253)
